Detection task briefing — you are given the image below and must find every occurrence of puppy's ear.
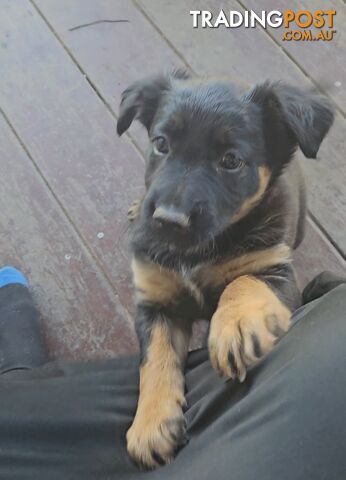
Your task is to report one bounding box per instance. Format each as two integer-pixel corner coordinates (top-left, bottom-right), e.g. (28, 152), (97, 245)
(117, 74), (170, 136)
(117, 70), (190, 136)
(249, 82), (334, 159)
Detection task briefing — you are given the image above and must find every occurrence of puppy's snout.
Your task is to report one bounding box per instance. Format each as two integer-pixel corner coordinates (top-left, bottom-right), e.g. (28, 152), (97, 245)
(153, 205), (190, 230)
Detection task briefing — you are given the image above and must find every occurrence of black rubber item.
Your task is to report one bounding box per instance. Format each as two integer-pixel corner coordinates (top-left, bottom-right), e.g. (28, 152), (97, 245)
(0, 284), (47, 373)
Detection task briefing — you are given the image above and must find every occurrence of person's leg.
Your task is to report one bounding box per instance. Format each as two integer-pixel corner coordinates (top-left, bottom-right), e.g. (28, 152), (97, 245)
(180, 283), (346, 480)
(302, 270), (346, 303)
(0, 276), (345, 479)
(0, 267), (47, 373)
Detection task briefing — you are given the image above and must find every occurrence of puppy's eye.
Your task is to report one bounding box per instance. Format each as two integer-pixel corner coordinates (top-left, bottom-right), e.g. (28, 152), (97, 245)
(153, 136), (169, 155)
(219, 152), (244, 171)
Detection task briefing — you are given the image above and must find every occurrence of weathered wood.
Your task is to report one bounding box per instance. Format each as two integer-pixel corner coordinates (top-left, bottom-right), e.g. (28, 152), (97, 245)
(294, 217), (346, 289)
(33, 0), (185, 152)
(0, 0), (146, 312)
(242, 0), (346, 112)
(0, 113), (137, 359)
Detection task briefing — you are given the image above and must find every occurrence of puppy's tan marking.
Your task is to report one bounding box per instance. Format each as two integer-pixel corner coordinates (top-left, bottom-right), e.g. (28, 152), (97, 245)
(127, 323), (187, 469)
(208, 275), (291, 380)
(231, 166), (271, 223)
(198, 243), (291, 289)
(132, 258), (183, 305)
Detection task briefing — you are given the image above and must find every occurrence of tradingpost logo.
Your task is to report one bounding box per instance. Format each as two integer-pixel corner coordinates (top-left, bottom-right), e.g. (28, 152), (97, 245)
(190, 10), (337, 41)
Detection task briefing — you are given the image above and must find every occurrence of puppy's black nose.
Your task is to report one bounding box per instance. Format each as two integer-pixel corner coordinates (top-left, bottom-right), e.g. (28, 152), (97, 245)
(153, 206), (190, 229)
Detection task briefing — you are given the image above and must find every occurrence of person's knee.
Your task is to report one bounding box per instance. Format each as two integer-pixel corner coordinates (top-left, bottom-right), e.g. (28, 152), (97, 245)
(303, 271), (346, 303)
(288, 285), (346, 388)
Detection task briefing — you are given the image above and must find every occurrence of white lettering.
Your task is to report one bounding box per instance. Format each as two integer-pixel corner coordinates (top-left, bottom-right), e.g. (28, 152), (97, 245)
(201, 10), (213, 28)
(214, 9), (230, 28)
(250, 11), (266, 28)
(229, 11), (243, 27)
(190, 10), (201, 28)
(267, 11), (283, 28)
(190, 9), (285, 29)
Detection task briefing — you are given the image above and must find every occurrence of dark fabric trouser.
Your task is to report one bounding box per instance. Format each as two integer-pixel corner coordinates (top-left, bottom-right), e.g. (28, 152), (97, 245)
(0, 284), (346, 480)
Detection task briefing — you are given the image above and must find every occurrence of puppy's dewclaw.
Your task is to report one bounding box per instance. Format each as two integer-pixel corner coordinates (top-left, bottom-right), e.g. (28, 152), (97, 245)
(127, 199), (141, 222)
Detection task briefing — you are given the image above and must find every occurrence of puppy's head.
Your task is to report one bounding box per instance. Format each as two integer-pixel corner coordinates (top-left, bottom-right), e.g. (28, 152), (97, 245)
(118, 71), (334, 253)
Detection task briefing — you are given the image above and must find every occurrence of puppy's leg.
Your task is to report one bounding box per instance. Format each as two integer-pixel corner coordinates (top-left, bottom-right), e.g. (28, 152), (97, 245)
(127, 308), (190, 469)
(208, 267), (300, 381)
(127, 258), (190, 469)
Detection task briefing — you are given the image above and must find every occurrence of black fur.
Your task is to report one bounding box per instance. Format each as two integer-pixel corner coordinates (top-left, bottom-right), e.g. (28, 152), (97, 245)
(248, 81), (335, 159)
(258, 263), (302, 312)
(135, 304), (193, 364)
(118, 72), (333, 260)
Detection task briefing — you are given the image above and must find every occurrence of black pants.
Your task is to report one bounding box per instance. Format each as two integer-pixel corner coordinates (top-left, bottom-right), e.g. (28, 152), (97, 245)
(0, 283), (345, 480)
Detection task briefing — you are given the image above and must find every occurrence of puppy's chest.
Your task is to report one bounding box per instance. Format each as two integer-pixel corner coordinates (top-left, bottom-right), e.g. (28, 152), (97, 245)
(132, 256), (223, 314)
(181, 243), (291, 293)
(175, 243), (291, 308)
(178, 260), (242, 309)
(179, 265), (212, 306)
(171, 265), (221, 319)
(133, 244), (290, 315)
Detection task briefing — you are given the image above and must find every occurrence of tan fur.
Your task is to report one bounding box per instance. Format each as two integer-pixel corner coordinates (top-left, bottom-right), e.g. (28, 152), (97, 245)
(126, 323), (187, 468)
(208, 275), (291, 380)
(231, 166), (271, 223)
(197, 243), (291, 289)
(132, 244), (291, 309)
(132, 258), (183, 305)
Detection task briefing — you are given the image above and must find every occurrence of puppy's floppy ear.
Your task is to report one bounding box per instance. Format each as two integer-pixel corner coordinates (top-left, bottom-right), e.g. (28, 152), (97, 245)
(248, 82), (334, 158)
(117, 74), (170, 136)
(117, 69), (190, 136)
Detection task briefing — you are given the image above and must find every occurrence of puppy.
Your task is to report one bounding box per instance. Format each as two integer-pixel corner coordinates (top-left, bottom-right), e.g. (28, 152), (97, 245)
(117, 70), (334, 469)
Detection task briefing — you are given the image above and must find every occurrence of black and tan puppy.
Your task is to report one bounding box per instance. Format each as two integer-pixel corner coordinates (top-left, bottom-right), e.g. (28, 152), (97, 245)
(117, 70), (334, 469)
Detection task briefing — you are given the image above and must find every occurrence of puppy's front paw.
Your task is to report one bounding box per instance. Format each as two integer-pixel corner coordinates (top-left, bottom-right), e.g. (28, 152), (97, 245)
(127, 199), (141, 221)
(127, 400), (187, 470)
(208, 275), (291, 381)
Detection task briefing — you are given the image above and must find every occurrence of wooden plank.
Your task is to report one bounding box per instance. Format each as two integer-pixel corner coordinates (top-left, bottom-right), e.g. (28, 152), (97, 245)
(0, 0), (147, 311)
(294, 217), (346, 289)
(137, 0), (306, 82)
(242, 0), (346, 112)
(135, 0), (346, 257)
(33, 0), (185, 152)
(31, 0), (345, 275)
(0, 113), (137, 360)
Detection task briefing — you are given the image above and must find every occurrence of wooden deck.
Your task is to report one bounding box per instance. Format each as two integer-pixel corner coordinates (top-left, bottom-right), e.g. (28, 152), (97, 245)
(0, 0), (345, 360)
